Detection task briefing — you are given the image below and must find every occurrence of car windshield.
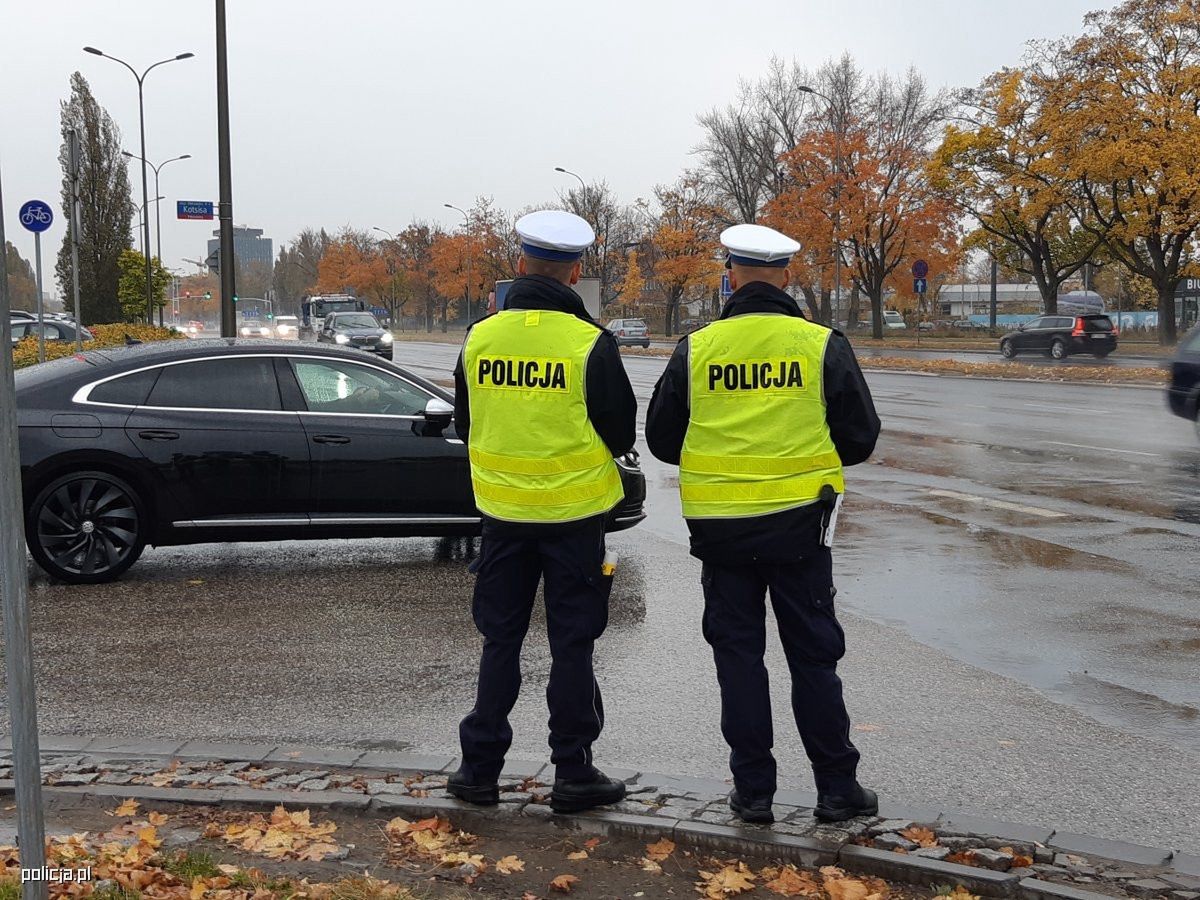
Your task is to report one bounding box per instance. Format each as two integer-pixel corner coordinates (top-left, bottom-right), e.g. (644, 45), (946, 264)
(332, 315), (380, 329)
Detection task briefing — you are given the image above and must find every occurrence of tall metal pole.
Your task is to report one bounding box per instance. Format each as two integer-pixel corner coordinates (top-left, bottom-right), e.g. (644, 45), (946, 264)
(136, 78), (154, 323)
(989, 256), (998, 334)
(0, 159), (50, 900)
(154, 166), (164, 326)
(216, 0), (237, 338)
(33, 232), (46, 364)
(444, 204), (470, 326)
(82, 49), (193, 322)
(69, 130), (84, 349)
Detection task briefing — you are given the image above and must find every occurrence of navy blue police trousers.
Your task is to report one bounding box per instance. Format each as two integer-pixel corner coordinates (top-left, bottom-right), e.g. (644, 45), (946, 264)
(458, 517), (611, 783)
(700, 547), (861, 800)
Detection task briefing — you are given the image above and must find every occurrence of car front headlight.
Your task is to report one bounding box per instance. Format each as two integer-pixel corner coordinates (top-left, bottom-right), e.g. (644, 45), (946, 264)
(335, 333), (350, 344)
(380, 332), (394, 343)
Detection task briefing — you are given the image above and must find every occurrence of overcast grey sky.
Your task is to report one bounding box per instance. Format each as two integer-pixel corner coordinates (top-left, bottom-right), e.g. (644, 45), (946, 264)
(3, 0), (1099, 290)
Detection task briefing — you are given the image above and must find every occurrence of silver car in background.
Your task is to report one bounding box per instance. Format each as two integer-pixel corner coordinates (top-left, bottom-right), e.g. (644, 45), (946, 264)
(606, 317), (650, 348)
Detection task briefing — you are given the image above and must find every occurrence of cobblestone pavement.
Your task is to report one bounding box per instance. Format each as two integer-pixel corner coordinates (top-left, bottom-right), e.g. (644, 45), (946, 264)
(3, 739), (1197, 900)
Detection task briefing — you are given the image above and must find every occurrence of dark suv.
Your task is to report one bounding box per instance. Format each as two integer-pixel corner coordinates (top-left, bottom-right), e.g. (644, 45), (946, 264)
(999, 314), (1117, 359)
(1167, 325), (1200, 440)
(317, 311), (394, 357)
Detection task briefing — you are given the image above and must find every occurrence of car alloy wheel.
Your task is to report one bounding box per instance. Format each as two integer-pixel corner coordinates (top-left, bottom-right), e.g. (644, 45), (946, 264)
(28, 471), (146, 584)
(1050, 339), (1067, 359)
(1000, 340), (1015, 359)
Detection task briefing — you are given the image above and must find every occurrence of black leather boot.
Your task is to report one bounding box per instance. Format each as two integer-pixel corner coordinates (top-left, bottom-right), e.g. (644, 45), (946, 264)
(446, 768), (499, 806)
(550, 767), (626, 813)
(814, 782), (878, 822)
(728, 788), (774, 824)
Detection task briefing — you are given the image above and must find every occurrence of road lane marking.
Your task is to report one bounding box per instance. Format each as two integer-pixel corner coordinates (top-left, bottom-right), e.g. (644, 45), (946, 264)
(927, 489), (1067, 518)
(1043, 441), (1160, 458)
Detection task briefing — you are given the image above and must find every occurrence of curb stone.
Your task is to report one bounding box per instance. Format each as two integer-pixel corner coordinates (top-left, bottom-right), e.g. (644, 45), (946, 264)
(5, 737), (1195, 897)
(840, 845), (1021, 896)
(1018, 878), (1121, 900)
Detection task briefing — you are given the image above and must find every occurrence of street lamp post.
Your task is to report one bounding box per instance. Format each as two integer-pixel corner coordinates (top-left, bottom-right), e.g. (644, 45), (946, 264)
(373, 226), (400, 327)
(124, 152), (191, 324)
(799, 85), (842, 329)
(84, 46), (193, 324)
(554, 165), (587, 192)
(444, 204), (472, 327)
(555, 166), (609, 309)
(133, 195), (165, 257)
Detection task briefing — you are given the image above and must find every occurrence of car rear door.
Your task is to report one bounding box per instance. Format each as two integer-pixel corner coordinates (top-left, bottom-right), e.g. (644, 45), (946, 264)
(123, 355), (311, 525)
(281, 354), (475, 524)
(1024, 317), (1052, 351)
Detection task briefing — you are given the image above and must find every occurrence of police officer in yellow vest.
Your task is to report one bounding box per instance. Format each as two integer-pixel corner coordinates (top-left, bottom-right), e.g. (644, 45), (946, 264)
(646, 223), (881, 825)
(449, 210), (637, 813)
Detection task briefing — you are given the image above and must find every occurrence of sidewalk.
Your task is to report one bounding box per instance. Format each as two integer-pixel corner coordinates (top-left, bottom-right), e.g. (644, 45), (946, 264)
(3, 735), (1197, 900)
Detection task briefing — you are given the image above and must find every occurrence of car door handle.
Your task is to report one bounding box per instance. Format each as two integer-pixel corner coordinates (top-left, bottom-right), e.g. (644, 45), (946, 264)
(312, 434), (351, 445)
(137, 429), (180, 441)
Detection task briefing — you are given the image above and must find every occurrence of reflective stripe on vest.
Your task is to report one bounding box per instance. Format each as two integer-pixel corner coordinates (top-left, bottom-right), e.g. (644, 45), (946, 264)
(679, 313), (844, 519)
(463, 308), (623, 523)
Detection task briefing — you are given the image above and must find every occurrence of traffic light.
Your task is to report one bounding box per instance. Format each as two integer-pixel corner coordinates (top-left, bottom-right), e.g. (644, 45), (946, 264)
(266, 311), (274, 320)
(204, 291), (212, 300)
(232, 295), (239, 304)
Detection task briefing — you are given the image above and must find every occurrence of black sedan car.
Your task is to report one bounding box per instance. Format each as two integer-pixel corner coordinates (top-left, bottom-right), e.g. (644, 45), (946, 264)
(316, 311), (393, 357)
(1167, 325), (1200, 440)
(16, 340), (646, 583)
(999, 314), (1117, 359)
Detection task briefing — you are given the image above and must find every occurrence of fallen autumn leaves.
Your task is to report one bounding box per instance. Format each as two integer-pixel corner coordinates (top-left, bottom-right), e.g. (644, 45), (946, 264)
(0, 800), (987, 900)
(858, 357), (1167, 384)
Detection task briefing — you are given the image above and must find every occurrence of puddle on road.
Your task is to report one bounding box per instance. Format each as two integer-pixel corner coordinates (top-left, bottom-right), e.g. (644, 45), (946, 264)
(1061, 671), (1200, 748)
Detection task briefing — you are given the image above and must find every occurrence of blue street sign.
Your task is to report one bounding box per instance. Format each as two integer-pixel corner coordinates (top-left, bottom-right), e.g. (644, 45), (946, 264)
(914, 277), (928, 294)
(720, 272), (733, 299)
(177, 200), (215, 220)
(18, 200), (53, 233)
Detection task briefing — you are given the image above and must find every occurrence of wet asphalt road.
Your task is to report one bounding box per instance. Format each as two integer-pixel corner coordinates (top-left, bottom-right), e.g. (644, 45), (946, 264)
(3, 340), (1199, 852)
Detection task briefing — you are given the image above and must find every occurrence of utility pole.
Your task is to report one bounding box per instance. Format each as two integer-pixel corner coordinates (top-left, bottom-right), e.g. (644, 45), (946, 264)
(0, 159), (50, 900)
(216, 0), (237, 337)
(989, 256), (998, 334)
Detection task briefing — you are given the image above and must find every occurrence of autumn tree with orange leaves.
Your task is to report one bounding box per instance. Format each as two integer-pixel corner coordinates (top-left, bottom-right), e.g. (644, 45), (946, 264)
(315, 232), (391, 306)
(769, 71), (955, 337)
(646, 177), (724, 336)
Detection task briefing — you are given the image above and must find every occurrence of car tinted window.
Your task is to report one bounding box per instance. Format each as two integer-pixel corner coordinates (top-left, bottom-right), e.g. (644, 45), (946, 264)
(88, 368), (162, 406)
(1055, 317), (1075, 328)
(291, 358), (430, 415)
(145, 357), (281, 410)
(1025, 318), (1045, 329)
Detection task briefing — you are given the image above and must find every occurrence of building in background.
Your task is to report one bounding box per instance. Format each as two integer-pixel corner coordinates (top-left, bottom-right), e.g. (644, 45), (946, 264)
(206, 226), (273, 271)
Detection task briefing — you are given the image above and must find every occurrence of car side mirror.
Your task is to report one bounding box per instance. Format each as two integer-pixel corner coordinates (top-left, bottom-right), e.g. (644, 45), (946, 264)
(418, 397), (454, 437)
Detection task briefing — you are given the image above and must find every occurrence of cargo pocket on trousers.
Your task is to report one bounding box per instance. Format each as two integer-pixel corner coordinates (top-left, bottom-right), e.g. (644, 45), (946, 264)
(804, 548), (838, 609)
(801, 550), (845, 662)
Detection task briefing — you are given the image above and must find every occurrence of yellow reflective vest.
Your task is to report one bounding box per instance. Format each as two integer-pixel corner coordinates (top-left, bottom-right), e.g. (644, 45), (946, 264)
(680, 313), (845, 519)
(463, 308), (623, 523)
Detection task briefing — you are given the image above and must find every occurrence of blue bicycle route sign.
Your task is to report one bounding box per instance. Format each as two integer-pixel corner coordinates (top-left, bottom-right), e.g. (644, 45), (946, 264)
(19, 200), (54, 233)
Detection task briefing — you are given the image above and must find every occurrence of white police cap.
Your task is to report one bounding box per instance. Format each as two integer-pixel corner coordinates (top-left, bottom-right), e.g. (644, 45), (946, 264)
(720, 223), (801, 268)
(516, 209), (595, 262)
